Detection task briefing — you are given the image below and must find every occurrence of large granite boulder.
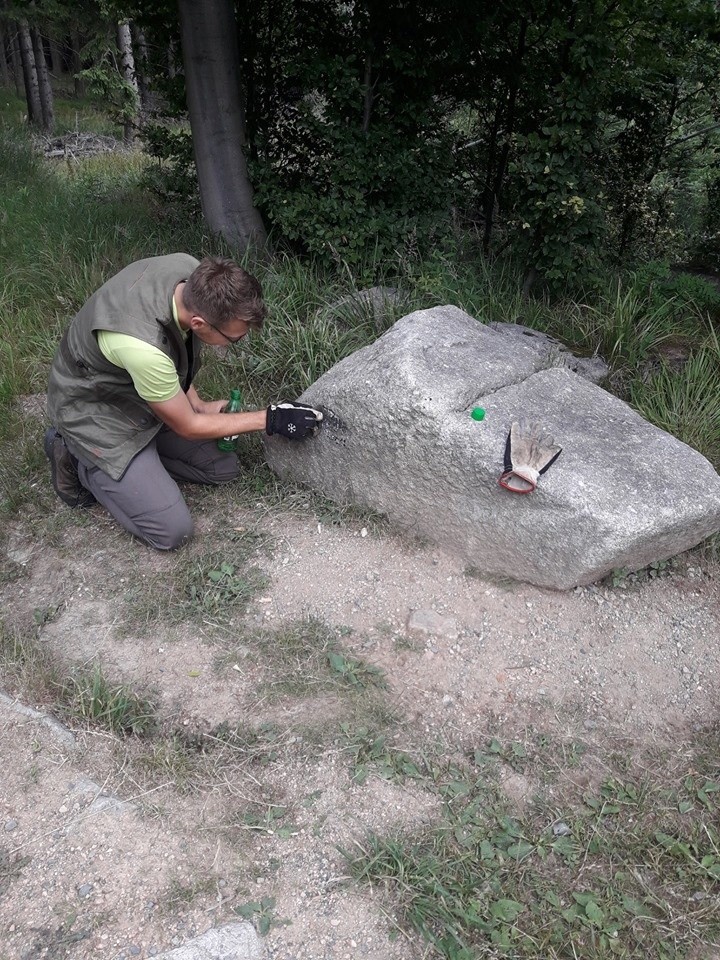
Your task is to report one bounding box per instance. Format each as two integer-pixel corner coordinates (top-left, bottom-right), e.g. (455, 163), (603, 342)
(264, 306), (720, 589)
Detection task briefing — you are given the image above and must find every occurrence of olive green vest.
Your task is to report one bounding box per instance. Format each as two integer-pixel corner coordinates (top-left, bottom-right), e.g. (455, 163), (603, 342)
(47, 254), (202, 480)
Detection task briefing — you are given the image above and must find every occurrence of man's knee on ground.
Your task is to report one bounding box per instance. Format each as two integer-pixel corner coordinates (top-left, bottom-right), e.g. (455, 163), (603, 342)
(145, 509), (195, 551)
(207, 451), (241, 485)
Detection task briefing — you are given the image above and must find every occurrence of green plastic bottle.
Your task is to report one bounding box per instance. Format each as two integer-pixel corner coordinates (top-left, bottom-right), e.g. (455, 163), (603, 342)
(217, 388), (243, 452)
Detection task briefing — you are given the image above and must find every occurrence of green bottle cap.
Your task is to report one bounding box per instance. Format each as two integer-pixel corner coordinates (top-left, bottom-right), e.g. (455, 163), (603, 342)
(471, 407), (486, 421)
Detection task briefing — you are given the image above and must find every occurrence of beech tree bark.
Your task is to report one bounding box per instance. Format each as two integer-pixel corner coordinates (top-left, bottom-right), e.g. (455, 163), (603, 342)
(31, 26), (54, 132)
(18, 20), (41, 124)
(178, 0), (267, 251)
(130, 23), (151, 115)
(10, 25), (23, 97)
(116, 21), (138, 142)
(71, 31), (84, 97)
(0, 23), (10, 87)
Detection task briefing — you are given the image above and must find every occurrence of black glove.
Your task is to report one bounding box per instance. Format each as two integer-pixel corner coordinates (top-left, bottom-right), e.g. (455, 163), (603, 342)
(266, 401), (324, 439)
(499, 419), (562, 493)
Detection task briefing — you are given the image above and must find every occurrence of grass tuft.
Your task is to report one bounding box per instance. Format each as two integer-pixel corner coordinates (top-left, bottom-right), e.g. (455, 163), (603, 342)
(57, 665), (156, 736)
(218, 617), (386, 701)
(629, 350), (720, 465)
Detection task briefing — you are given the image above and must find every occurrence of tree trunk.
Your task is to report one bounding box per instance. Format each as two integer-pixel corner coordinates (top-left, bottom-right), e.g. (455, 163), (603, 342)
(18, 20), (42, 124)
(361, 53), (374, 134)
(485, 17), (528, 255)
(167, 39), (177, 78)
(0, 22), (9, 87)
(49, 36), (63, 77)
(178, 0), (267, 251)
(31, 27), (54, 132)
(116, 21), (138, 142)
(130, 23), (150, 114)
(71, 31), (84, 97)
(10, 24), (23, 97)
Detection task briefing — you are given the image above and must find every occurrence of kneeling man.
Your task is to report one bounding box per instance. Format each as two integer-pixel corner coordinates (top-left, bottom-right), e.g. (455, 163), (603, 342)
(46, 253), (322, 549)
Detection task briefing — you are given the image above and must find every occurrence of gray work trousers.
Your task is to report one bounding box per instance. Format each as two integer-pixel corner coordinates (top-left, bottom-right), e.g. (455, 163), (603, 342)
(76, 429), (239, 550)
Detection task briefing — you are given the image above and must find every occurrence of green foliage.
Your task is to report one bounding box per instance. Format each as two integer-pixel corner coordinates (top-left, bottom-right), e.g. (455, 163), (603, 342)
(233, 896), (289, 935)
(511, 119), (606, 293)
(238, 616), (386, 701)
(78, 63), (138, 126)
(141, 123), (200, 210)
(251, 120), (455, 270)
(237, 0), (458, 269)
(629, 350), (720, 466)
(573, 282), (679, 371)
(345, 742), (720, 959)
(632, 262), (720, 324)
(123, 531), (269, 626)
(606, 558), (675, 589)
(340, 724), (425, 785)
(59, 665), (156, 735)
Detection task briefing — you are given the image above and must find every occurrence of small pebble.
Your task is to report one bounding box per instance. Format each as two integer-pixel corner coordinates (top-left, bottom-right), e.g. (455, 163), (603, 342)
(552, 822), (572, 837)
(4, 819), (17, 832)
(77, 883), (93, 898)
(129, 947), (141, 957)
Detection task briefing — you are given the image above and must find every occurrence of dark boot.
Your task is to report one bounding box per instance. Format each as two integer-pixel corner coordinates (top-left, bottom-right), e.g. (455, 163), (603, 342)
(43, 428), (95, 508)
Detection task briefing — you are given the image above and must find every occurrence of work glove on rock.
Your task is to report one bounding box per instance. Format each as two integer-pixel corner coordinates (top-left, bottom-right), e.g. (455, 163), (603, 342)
(266, 401), (324, 439)
(499, 419), (562, 494)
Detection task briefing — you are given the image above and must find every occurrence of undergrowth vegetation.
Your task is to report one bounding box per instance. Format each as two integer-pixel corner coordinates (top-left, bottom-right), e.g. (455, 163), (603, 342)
(1, 101), (718, 532)
(344, 733), (720, 960)
(1, 92), (719, 531)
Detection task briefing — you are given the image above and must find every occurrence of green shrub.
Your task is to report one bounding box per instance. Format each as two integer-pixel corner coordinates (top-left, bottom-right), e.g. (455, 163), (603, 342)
(632, 262), (720, 324)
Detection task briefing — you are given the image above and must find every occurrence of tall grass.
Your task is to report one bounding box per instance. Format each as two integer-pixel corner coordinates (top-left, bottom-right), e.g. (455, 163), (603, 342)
(0, 131), (207, 399)
(629, 350), (720, 465)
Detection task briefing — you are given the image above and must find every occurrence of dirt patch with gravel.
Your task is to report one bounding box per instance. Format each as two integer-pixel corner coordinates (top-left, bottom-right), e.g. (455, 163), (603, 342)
(1, 483), (719, 959)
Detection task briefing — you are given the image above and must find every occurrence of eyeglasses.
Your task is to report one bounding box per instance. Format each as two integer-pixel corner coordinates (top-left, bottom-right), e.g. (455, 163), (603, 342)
(201, 318), (248, 345)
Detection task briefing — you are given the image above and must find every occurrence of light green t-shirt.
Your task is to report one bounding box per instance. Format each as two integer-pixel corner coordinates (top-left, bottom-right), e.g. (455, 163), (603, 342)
(96, 297), (185, 403)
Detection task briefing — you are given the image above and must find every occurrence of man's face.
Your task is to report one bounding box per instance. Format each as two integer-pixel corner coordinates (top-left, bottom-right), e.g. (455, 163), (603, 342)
(192, 315), (251, 348)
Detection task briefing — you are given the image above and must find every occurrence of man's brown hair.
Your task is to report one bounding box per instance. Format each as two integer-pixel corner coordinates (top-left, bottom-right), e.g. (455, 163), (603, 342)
(184, 257), (267, 330)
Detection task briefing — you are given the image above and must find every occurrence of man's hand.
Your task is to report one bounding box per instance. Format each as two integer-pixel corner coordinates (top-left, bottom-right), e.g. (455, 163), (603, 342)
(201, 399), (231, 415)
(266, 402), (323, 439)
(186, 385), (228, 415)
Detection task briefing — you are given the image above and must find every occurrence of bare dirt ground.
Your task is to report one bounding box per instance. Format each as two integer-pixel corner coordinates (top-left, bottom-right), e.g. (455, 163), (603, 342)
(1, 478), (719, 960)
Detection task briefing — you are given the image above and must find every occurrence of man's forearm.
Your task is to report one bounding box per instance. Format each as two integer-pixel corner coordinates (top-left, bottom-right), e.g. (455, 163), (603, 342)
(176, 409), (267, 441)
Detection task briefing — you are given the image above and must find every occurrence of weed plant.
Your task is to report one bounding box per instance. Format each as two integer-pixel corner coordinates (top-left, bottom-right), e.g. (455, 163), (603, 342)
(344, 735), (720, 959)
(122, 530), (269, 627)
(233, 616), (386, 700)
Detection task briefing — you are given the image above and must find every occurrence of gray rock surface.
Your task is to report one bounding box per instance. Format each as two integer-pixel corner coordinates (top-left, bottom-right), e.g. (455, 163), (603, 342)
(0, 691), (78, 749)
(406, 609), (459, 640)
(488, 321), (610, 383)
(264, 306), (720, 589)
(153, 924), (264, 960)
